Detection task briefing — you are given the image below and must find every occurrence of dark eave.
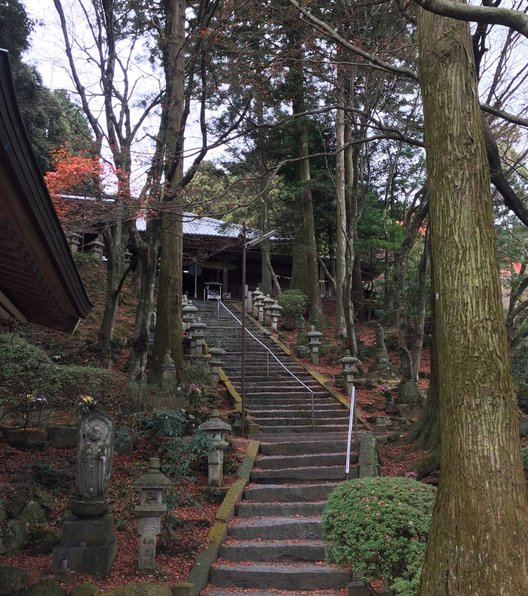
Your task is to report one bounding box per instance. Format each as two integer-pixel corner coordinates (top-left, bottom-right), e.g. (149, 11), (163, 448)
(0, 50), (92, 332)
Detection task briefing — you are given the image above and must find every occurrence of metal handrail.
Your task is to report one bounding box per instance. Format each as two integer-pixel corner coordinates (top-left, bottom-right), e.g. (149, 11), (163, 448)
(216, 299), (315, 431)
(345, 385), (357, 480)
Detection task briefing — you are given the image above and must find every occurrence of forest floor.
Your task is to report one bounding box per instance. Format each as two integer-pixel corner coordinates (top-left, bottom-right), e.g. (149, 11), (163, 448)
(0, 259), (433, 593)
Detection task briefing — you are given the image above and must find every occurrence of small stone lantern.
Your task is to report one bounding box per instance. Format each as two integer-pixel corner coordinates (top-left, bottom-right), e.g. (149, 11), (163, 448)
(262, 295), (275, 326)
(270, 300), (283, 332)
(87, 235), (104, 262)
(189, 317), (207, 357)
(182, 300), (199, 331)
(124, 249), (133, 264)
(208, 346), (226, 383)
(198, 410), (232, 487)
(66, 232), (81, 253)
(307, 325), (323, 365)
(252, 288), (264, 317)
(134, 457), (171, 571)
(341, 350), (361, 396)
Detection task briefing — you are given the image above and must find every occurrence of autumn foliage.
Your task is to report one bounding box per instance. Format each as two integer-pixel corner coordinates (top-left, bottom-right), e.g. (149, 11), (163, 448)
(44, 145), (102, 217)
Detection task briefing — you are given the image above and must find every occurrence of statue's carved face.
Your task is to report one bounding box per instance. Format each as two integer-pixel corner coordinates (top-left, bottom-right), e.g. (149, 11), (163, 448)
(88, 424), (102, 441)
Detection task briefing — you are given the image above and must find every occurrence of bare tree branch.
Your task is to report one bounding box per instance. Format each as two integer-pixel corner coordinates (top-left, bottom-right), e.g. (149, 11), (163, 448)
(412, 0), (528, 39)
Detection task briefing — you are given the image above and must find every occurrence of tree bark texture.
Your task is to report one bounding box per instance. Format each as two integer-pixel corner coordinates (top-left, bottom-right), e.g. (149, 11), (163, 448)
(335, 58), (347, 335)
(417, 4), (528, 594)
(98, 223), (126, 364)
(286, 11), (322, 324)
(150, 0), (186, 384)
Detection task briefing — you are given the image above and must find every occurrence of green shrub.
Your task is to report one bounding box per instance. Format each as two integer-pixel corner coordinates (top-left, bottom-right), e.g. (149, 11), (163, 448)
(133, 409), (187, 437)
(0, 334), (114, 427)
(158, 429), (215, 480)
(322, 477), (436, 596)
(277, 289), (308, 329)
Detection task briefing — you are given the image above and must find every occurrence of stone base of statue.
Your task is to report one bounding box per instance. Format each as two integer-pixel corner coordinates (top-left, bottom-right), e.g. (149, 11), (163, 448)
(52, 512), (116, 578)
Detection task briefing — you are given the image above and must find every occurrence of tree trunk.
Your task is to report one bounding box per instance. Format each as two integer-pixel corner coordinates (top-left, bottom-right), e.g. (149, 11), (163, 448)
(409, 231), (429, 379)
(98, 223), (126, 364)
(335, 57), (347, 335)
(286, 12), (322, 325)
(417, 4), (528, 594)
(256, 92), (272, 296)
(150, 0), (186, 385)
(128, 222), (159, 389)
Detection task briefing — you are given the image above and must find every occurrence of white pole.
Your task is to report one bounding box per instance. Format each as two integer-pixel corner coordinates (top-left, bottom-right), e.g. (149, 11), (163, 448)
(345, 385), (356, 479)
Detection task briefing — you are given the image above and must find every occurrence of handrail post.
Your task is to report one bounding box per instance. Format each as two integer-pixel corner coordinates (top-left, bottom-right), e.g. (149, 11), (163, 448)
(311, 389), (314, 432)
(345, 385), (356, 480)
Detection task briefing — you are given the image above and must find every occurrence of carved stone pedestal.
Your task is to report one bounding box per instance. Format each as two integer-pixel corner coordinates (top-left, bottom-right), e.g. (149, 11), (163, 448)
(52, 514), (117, 578)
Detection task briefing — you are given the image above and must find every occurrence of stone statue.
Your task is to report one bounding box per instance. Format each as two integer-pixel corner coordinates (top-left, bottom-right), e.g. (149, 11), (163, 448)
(73, 410), (114, 515)
(53, 409), (117, 577)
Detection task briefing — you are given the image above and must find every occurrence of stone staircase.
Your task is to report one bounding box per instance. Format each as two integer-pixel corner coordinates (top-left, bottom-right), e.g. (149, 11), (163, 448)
(196, 300), (367, 596)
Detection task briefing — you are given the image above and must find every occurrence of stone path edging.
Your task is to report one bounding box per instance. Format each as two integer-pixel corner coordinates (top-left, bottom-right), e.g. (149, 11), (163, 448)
(176, 440), (260, 595)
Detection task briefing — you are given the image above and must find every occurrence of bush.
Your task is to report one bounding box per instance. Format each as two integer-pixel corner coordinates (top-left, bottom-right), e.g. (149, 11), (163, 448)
(277, 289), (308, 329)
(133, 409), (187, 437)
(322, 477), (436, 596)
(0, 333), (114, 427)
(158, 430), (215, 480)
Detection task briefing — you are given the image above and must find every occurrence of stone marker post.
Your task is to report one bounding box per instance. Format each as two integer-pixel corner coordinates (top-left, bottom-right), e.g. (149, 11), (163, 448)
(134, 457), (171, 571)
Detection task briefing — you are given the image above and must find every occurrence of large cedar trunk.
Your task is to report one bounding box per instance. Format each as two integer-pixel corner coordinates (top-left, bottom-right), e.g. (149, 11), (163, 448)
(150, 0), (185, 384)
(417, 4), (528, 594)
(98, 222), (126, 364)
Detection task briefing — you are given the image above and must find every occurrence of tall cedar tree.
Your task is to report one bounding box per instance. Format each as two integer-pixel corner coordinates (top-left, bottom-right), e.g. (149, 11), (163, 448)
(417, 4), (528, 593)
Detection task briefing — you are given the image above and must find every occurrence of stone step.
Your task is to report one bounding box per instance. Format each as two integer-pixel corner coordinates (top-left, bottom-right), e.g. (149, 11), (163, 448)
(244, 483), (340, 502)
(259, 439), (354, 455)
(219, 539), (325, 562)
(256, 452), (352, 469)
(237, 500), (326, 517)
(205, 591), (354, 596)
(245, 394), (333, 403)
(209, 562), (351, 591)
(248, 407), (348, 425)
(250, 466), (351, 483)
(254, 424), (349, 434)
(229, 517), (322, 540)
(243, 392), (335, 401)
(248, 400), (343, 408)
(250, 406), (346, 414)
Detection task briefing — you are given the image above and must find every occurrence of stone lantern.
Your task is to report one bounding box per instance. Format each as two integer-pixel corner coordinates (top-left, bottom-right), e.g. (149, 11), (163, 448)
(189, 317), (207, 357)
(254, 294), (266, 324)
(252, 288), (264, 317)
(134, 457), (171, 571)
(66, 232), (81, 254)
(307, 325), (323, 365)
(270, 300), (283, 332)
(87, 235), (104, 262)
(208, 346), (226, 383)
(124, 249), (133, 264)
(198, 410), (232, 487)
(340, 350), (361, 396)
(182, 300), (199, 332)
(262, 295), (275, 326)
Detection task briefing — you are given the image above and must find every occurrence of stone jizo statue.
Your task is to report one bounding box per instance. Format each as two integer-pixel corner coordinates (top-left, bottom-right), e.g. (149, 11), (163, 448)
(73, 410), (114, 516)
